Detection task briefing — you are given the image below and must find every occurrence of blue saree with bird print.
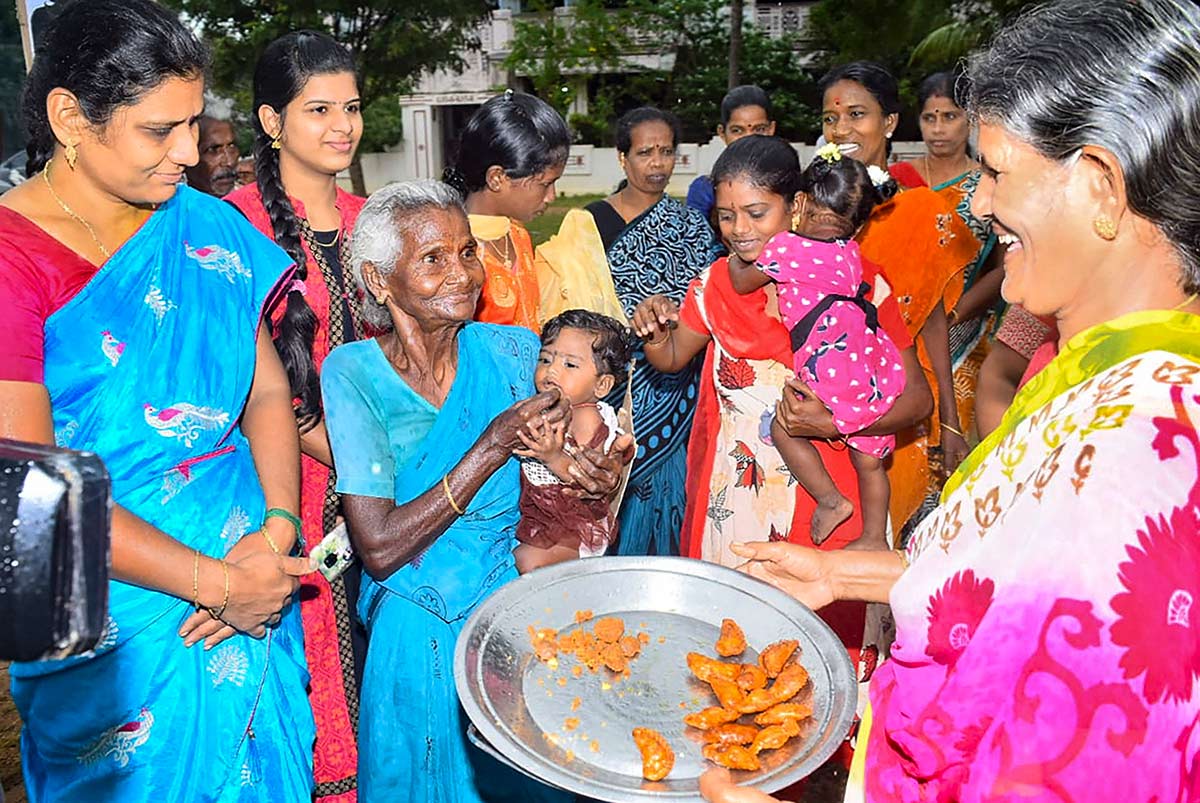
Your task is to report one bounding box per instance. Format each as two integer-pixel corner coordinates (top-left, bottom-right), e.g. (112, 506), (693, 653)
(9, 186), (314, 803)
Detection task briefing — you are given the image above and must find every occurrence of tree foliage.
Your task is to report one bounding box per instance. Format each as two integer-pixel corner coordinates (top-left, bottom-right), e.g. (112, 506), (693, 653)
(506, 0), (820, 144)
(908, 0), (1040, 72)
(803, 0), (1038, 135)
(504, 0), (634, 118)
(0, 0), (27, 156)
(162, 0), (492, 153)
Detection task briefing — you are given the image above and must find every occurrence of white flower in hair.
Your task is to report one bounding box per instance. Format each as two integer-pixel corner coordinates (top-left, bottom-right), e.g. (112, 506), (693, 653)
(867, 164), (891, 188)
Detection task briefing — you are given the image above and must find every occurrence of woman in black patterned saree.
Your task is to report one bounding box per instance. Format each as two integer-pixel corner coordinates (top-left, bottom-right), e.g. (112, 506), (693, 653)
(538, 106), (721, 555)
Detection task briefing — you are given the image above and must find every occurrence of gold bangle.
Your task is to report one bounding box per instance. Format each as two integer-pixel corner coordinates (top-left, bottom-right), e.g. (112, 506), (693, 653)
(895, 547), (910, 571)
(207, 559), (230, 620)
(442, 474), (465, 516)
(643, 331), (670, 347)
(192, 549), (201, 609)
(940, 421), (965, 438)
(259, 526), (282, 555)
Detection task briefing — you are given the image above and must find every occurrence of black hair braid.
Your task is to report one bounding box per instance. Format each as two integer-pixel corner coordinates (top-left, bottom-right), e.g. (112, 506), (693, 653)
(255, 135), (321, 429)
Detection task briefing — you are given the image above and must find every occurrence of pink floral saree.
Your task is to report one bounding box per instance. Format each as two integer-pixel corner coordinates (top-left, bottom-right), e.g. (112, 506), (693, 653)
(861, 309), (1200, 802)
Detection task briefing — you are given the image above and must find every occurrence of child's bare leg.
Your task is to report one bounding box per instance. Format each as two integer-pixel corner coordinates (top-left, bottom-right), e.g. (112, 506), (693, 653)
(515, 542), (580, 574)
(844, 449), (890, 551)
(772, 416), (852, 544)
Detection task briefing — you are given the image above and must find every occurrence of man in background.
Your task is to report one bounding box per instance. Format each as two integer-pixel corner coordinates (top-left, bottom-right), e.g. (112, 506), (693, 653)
(185, 114), (240, 197)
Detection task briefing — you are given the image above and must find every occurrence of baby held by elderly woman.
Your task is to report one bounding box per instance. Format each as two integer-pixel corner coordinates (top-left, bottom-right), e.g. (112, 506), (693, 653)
(514, 309), (636, 573)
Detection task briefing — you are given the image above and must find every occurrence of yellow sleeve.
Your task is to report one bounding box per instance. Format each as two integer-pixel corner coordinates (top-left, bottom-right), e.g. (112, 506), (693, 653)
(534, 208), (628, 325)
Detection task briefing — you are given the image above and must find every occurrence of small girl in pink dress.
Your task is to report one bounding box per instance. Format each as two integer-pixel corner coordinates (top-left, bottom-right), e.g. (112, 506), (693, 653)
(736, 147), (906, 547)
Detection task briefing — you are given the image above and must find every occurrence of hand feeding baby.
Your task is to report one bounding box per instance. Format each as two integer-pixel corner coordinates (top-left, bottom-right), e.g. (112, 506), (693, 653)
(514, 309), (634, 573)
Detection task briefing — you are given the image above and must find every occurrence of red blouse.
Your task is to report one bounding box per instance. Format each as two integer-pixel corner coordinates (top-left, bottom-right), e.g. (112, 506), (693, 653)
(0, 207), (101, 382)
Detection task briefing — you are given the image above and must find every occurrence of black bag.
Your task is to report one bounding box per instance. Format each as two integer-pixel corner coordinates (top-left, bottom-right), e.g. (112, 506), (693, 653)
(0, 439), (111, 661)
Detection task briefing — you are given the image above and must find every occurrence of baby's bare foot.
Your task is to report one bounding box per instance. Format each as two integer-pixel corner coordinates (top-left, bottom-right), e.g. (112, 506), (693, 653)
(810, 495), (853, 545)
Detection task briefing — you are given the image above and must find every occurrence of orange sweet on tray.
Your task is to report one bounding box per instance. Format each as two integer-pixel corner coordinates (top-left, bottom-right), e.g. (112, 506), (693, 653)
(715, 618), (747, 657)
(632, 727), (674, 781)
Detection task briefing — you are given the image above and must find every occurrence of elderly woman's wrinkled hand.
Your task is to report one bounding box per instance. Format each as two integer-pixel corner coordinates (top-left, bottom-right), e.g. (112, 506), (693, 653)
(731, 541), (837, 612)
(564, 431), (633, 499)
(486, 389), (571, 454)
(699, 768), (789, 803)
(775, 378), (839, 440)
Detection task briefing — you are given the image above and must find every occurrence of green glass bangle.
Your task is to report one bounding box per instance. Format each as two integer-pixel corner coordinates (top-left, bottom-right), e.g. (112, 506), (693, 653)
(264, 507), (303, 539)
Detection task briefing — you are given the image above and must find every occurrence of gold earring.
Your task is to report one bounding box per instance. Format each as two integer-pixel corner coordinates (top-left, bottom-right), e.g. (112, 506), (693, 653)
(375, 295), (386, 304)
(271, 137), (282, 150)
(1093, 215), (1117, 241)
(64, 142), (78, 169)
(791, 212), (802, 230)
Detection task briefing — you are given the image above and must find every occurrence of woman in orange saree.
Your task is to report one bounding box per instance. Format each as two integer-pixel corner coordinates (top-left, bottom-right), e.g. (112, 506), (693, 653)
(442, 91), (571, 333)
(820, 62), (980, 533)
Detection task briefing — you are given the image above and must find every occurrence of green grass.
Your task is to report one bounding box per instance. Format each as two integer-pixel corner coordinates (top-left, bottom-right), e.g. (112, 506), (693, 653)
(526, 193), (607, 245)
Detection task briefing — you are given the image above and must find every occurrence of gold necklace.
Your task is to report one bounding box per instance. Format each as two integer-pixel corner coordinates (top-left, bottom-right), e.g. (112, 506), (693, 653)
(42, 160), (111, 260)
(311, 228), (339, 248)
(483, 233), (512, 268)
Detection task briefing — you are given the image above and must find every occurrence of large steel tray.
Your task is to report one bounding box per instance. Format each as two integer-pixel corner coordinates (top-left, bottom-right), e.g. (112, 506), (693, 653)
(454, 556), (857, 801)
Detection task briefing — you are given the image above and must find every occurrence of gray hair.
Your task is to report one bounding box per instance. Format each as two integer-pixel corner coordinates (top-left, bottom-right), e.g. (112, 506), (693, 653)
(349, 180), (467, 331)
(966, 0), (1200, 292)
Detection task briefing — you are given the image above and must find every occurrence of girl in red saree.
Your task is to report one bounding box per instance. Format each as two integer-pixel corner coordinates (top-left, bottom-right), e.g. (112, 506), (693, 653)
(226, 31), (365, 803)
(631, 135), (931, 680)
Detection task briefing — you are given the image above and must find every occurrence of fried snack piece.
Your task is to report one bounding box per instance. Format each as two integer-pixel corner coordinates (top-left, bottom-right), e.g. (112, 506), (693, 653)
(703, 723), (760, 747)
(619, 635), (642, 658)
(529, 627), (559, 662)
(575, 610), (594, 623)
(709, 676), (746, 710)
(737, 664), (809, 714)
(602, 642), (629, 673)
(750, 719), (800, 754)
(684, 706), (741, 730)
(736, 664), (768, 692)
(715, 618), (747, 657)
(687, 652), (742, 683)
(758, 639), (799, 678)
(594, 617), (625, 643)
(632, 727), (675, 781)
(754, 701), (815, 727)
(702, 743), (761, 772)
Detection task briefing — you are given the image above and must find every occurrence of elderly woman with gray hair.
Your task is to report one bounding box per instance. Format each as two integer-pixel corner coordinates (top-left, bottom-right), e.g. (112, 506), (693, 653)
(703, 1), (1200, 801)
(321, 180), (618, 803)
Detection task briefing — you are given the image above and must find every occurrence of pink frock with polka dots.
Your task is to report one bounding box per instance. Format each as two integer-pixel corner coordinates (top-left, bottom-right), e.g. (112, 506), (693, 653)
(755, 230), (906, 458)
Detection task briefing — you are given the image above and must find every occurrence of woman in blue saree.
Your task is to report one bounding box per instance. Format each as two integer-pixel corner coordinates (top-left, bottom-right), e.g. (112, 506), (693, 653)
(537, 107), (721, 556)
(323, 181), (627, 802)
(0, 3), (315, 801)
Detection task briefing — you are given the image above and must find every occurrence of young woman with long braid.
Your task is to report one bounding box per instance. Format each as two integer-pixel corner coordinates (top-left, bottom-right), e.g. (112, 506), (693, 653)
(225, 30), (366, 803)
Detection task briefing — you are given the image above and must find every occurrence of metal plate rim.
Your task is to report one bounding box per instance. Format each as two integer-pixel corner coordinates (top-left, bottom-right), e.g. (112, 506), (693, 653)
(453, 556), (857, 801)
